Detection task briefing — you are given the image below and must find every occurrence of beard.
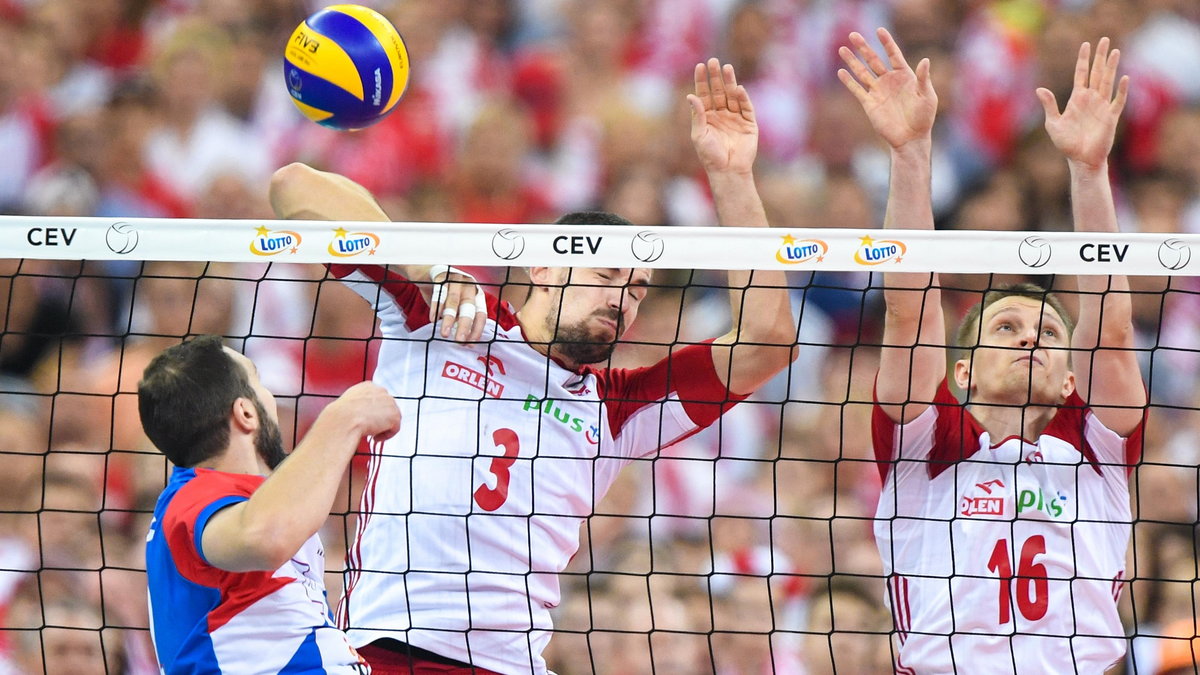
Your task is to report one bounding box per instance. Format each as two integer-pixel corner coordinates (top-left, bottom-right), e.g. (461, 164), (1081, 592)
(550, 309), (624, 366)
(253, 398), (286, 470)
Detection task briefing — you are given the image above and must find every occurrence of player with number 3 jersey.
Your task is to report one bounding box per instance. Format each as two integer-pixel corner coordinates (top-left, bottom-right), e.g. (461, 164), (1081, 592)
(270, 58), (798, 675)
(838, 29), (1145, 672)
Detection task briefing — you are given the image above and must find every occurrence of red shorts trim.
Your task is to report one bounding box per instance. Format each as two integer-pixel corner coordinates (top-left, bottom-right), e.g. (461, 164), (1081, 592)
(357, 643), (505, 675)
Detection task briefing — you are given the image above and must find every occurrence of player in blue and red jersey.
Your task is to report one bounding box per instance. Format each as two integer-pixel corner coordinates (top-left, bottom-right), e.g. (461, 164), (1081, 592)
(140, 335), (400, 674)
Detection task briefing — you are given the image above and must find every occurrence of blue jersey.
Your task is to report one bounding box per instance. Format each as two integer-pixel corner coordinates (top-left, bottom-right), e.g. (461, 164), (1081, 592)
(146, 466), (368, 674)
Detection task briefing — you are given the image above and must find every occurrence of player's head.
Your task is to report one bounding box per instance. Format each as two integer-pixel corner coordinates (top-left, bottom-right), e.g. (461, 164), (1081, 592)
(954, 283), (1076, 406)
(524, 211), (652, 367)
(138, 335), (284, 470)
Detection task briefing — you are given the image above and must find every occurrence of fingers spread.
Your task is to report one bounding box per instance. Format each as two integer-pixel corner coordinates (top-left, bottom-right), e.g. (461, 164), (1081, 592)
(707, 57), (727, 110)
(1089, 37), (1109, 90)
(878, 27), (910, 71)
(837, 68), (869, 103)
(1074, 41), (1091, 90)
(735, 85), (756, 122)
(916, 57), (931, 91)
(850, 31), (889, 77)
(839, 45), (876, 89)
(692, 62), (710, 109)
(1111, 75), (1130, 115)
(1100, 48), (1120, 99)
(723, 63), (741, 114)
(1035, 87), (1060, 121)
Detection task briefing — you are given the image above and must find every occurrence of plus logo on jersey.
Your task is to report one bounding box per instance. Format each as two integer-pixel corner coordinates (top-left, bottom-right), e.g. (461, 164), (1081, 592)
(442, 360), (505, 398)
(960, 479), (1007, 517)
(523, 396), (600, 445)
(1017, 488), (1068, 519)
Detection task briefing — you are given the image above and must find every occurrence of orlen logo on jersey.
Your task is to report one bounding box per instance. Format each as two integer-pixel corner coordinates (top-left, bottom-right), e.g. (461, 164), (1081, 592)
(854, 235), (906, 266)
(1017, 488), (1067, 519)
(251, 226), (302, 256)
(328, 227), (379, 257)
(960, 479), (1006, 517)
(442, 360), (504, 398)
(775, 234), (828, 264)
(523, 396), (600, 445)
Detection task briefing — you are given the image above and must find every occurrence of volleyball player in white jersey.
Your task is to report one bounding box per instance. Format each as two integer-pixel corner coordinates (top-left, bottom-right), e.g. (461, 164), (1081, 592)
(270, 59), (797, 675)
(839, 29), (1145, 672)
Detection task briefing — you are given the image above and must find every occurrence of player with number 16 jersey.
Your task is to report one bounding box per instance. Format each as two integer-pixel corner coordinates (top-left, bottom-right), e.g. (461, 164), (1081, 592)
(839, 28), (1146, 673)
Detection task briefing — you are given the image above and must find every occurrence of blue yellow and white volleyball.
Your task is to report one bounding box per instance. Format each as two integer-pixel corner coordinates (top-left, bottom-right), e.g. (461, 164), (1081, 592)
(284, 4), (410, 130)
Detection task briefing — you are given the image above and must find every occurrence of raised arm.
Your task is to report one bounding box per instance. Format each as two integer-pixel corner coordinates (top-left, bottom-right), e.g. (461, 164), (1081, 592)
(838, 28), (943, 422)
(200, 382), (400, 571)
(1036, 38), (1144, 435)
(269, 163), (486, 342)
(688, 59), (797, 395)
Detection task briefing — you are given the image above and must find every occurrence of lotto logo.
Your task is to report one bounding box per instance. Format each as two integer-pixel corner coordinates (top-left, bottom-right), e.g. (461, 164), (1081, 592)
(854, 235), (905, 265)
(251, 226), (301, 256)
(328, 227), (379, 257)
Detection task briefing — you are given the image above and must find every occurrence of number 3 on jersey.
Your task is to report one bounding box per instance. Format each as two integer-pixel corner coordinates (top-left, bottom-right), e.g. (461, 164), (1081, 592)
(474, 428), (520, 511)
(987, 535), (1049, 624)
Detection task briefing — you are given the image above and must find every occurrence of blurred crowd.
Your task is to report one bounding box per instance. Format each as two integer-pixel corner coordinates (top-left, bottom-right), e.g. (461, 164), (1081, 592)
(0, 0), (1199, 673)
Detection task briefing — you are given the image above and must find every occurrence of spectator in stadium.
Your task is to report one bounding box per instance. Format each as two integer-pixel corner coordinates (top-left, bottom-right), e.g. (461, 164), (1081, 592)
(841, 28), (1145, 671)
(269, 57), (797, 675)
(139, 335), (399, 673)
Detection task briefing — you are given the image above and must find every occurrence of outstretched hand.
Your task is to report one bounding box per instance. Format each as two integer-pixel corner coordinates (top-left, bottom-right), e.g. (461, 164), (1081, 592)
(837, 28), (937, 149)
(687, 58), (758, 175)
(1036, 38), (1129, 170)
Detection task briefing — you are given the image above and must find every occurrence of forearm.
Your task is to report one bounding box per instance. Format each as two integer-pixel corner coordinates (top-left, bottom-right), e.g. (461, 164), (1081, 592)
(227, 418), (359, 571)
(709, 171), (792, 343)
(1069, 160), (1133, 346)
(882, 139), (941, 322)
(270, 163), (430, 282)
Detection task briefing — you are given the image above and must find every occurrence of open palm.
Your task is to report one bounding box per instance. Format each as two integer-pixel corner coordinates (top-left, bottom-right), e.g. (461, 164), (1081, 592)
(838, 28), (937, 149)
(688, 58), (758, 175)
(1037, 38), (1129, 170)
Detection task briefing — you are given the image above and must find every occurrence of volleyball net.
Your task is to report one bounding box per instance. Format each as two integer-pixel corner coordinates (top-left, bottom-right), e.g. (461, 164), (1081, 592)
(2, 216), (1198, 673)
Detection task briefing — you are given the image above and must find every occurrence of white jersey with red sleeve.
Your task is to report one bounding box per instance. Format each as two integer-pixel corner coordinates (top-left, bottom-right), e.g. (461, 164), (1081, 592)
(330, 264), (744, 675)
(872, 379), (1143, 674)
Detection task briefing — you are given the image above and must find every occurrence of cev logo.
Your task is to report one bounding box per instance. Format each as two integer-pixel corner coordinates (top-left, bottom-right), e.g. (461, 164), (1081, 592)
(328, 227), (379, 257)
(251, 226), (302, 256)
(775, 235), (828, 264)
(853, 235), (906, 265)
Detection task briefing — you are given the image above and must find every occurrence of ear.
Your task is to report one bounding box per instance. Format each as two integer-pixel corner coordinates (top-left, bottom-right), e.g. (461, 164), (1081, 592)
(527, 267), (566, 288)
(1061, 370), (1076, 400)
(953, 358), (972, 392)
(230, 397), (259, 434)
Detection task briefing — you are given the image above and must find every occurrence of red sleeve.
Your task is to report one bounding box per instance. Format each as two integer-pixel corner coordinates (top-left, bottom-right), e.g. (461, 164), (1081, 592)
(1045, 390), (1145, 477)
(326, 264), (518, 331)
(162, 471), (261, 583)
(871, 378), (982, 482)
(591, 340), (747, 438)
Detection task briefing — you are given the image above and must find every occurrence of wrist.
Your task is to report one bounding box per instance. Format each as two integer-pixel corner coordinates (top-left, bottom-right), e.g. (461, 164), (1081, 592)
(705, 168), (756, 190)
(891, 137), (933, 159)
(1067, 158), (1108, 180)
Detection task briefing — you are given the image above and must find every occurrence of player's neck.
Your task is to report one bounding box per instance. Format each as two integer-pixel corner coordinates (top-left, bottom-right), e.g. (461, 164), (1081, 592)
(968, 403), (1057, 443)
(199, 440), (272, 477)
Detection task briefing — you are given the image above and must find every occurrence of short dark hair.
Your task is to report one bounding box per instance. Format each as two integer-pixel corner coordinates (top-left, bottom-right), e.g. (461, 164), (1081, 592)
(955, 282), (1075, 353)
(137, 335), (255, 467)
(553, 211), (634, 227)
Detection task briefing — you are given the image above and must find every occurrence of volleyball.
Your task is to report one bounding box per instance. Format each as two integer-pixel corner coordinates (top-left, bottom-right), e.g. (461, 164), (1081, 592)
(284, 4), (410, 131)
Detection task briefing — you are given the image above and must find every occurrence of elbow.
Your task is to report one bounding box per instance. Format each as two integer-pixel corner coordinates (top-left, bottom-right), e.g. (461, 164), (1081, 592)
(269, 162), (320, 219)
(240, 522), (300, 571)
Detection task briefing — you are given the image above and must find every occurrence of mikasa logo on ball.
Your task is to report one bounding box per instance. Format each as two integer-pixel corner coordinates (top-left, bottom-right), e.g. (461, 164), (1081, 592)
(373, 68), (382, 106)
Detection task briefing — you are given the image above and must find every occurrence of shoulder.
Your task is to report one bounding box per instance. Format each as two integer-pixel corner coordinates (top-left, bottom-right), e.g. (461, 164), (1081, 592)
(164, 469), (262, 528)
